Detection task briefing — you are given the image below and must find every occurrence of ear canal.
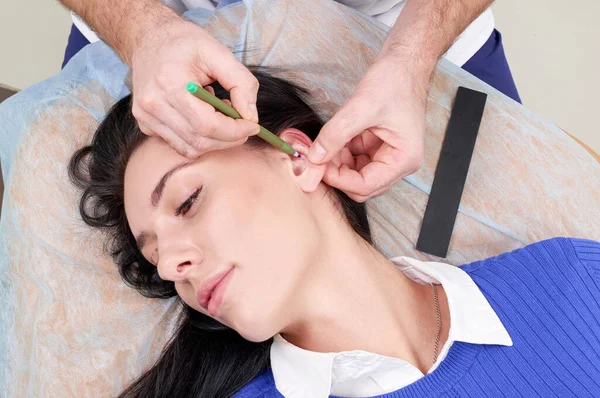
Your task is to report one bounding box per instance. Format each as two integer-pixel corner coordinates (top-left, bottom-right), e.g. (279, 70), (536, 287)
(292, 154), (308, 177)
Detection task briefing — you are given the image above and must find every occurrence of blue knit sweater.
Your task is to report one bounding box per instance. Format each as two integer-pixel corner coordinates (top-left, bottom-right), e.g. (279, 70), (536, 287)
(234, 238), (600, 397)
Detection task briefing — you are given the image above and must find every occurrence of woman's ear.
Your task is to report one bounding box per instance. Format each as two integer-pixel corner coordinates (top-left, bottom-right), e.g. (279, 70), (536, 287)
(279, 128), (326, 193)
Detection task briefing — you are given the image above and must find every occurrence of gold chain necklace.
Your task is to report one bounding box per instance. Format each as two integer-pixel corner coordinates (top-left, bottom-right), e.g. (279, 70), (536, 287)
(432, 284), (441, 366)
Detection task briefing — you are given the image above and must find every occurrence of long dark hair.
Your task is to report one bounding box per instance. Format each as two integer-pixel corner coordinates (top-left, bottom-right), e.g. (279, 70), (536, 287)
(68, 69), (372, 397)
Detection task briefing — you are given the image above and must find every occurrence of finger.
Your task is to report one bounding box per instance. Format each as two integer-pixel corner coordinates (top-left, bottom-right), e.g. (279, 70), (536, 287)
(326, 148), (347, 168)
(165, 98), (256, 147)
(354, 154), (371, 172)
(346, 134), (366, 156)
(185, 135), (249, 156)
(146, 100), (244, 153)
(324, 145), (408, 197)
(177, 133), (249, 157)
(343, 174), (390, 200)
(324, 164), (368, 195)
(171, 90), (259, 142)
(137, 107), (249, 156)
(345, 192), (370, 203)
(308, 99), (375, 164)
(324, 164), (382, 200)
(328, 160), (403, 198)
(204, 85), (216, 96)
(137, 120), (156, 137)
(346, 130), (383, 158)
(360, 184), (390, 200)
(132, 100), (157, 137)
(339, 146), (356, 168)
(143, 100), (198, 144)
(199, 136), (250, 152)
(328, 171), (388, 202)
(207, 52), (259, 122)
(345, 187), (387, 203)
(332, 146), (370, 173)
(139, 111), (200, 158)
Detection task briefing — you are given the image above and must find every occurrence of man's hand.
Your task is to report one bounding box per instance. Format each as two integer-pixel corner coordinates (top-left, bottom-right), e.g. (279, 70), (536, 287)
(308, 55), (427, 202)
(131, 19), (260, 158)
(306, 0), (493, 200)
(58, 0), (260, 159)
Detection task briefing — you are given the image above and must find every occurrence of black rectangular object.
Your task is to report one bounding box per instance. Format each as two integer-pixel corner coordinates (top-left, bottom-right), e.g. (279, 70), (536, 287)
(416, 86), (487, 258)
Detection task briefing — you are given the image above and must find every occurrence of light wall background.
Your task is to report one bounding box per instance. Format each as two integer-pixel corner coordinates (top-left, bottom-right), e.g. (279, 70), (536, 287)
(493, 1), (599, 152)
(0, 1), (71, 90)
(0, 0), (598, 152)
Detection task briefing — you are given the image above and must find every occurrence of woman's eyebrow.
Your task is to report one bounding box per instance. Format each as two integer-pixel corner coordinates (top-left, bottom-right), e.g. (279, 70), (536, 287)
(135, 160), (196, 252)
(151, 160), (196, 208)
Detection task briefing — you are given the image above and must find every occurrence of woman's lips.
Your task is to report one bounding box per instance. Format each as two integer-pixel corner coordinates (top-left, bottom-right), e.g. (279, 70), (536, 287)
(207, 267), (235, 316)
(196, 266), (234, 316)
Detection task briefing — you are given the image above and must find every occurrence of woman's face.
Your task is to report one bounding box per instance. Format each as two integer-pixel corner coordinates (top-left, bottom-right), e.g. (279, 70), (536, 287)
(124, 133), (327, 342)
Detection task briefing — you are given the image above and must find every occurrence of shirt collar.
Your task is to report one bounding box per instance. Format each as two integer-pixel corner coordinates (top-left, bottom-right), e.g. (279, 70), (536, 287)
(392, 256), (513, 347)
(270, 256), (513, 397)
(270, 334), (336, 397)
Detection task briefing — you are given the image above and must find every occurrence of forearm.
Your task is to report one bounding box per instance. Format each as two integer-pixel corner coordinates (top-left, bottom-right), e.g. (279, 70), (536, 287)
(58, 0), (179, 64)
(380, 0), (493, 79)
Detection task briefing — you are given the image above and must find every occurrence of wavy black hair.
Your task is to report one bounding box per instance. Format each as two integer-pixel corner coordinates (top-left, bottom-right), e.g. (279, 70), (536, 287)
(68, 69), (372, 397)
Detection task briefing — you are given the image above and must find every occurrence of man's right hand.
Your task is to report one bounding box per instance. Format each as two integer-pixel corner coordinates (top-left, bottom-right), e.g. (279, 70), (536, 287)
(131, 18), (260, 158)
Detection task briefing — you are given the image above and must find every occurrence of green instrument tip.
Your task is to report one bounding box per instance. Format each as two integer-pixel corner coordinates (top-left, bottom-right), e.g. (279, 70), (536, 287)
(186, 82), (198, 93)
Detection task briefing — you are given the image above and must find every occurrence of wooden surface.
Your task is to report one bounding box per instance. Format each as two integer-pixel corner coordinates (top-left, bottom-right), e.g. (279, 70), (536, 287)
(564, 130), (600, 163)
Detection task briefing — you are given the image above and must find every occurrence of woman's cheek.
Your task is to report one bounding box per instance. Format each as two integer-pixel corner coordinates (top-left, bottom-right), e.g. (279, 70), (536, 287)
(177, 285), (200, 312)
(208, 199), (254, 254)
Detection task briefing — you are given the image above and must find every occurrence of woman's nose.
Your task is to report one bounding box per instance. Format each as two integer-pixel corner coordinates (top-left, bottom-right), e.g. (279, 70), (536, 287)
(157, 243), (204, 282)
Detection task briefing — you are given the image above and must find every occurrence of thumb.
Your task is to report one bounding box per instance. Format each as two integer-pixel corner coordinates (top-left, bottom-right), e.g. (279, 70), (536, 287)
(209, 51), (260, 123)
(308, 99), (373, 164)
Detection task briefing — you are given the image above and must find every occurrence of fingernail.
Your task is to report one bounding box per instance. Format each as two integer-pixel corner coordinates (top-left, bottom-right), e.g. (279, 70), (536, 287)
(308, 142), (327, 163)
(247, 104), (259, 123)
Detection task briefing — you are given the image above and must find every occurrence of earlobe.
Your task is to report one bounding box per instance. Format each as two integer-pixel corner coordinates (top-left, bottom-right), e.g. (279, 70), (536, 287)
(296, 157), (326, 193)
(278, 129), (327, 193)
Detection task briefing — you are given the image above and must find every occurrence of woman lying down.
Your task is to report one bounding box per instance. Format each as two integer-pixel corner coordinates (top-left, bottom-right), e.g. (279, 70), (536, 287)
(69, 70), (600, 398)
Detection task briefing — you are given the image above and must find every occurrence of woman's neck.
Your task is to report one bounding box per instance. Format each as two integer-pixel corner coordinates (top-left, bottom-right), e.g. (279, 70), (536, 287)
(280, 222), (449, 373)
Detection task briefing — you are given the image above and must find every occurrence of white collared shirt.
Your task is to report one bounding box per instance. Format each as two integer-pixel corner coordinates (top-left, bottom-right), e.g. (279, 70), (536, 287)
(270, 256), (513, 398)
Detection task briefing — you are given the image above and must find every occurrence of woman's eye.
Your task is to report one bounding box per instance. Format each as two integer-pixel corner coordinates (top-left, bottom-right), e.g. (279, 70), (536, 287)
(175, 188), (201, 216)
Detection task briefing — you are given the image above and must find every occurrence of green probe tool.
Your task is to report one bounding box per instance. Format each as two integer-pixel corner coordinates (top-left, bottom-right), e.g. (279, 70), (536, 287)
(185, 82), (299, 157)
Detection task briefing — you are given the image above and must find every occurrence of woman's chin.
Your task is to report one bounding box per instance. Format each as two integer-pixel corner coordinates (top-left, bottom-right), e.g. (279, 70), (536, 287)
(228, 307), (279, 343)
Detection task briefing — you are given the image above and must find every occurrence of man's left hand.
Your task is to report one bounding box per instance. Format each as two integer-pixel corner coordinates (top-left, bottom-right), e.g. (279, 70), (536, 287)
(307, 54), (430, 202)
